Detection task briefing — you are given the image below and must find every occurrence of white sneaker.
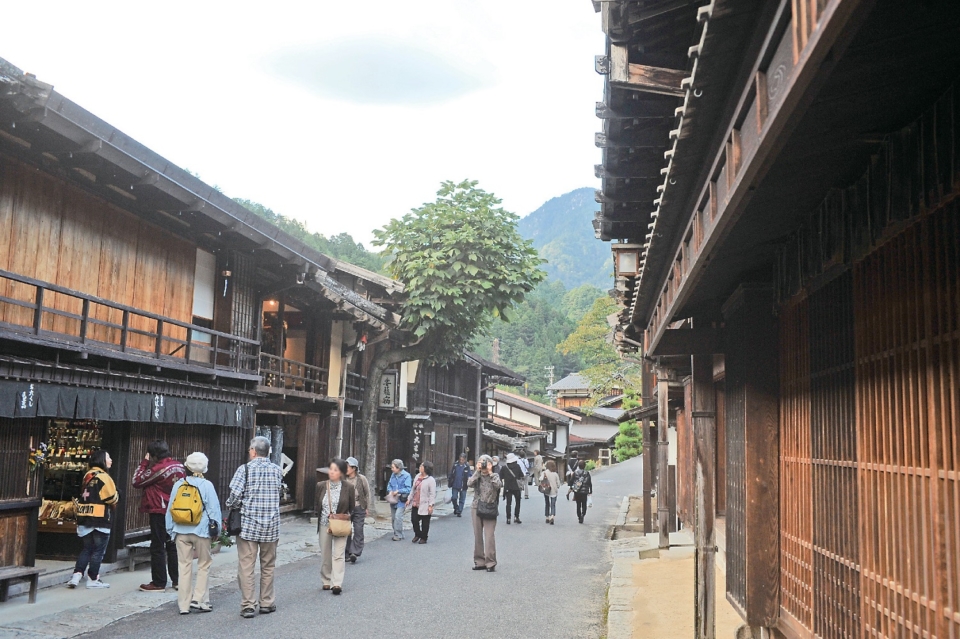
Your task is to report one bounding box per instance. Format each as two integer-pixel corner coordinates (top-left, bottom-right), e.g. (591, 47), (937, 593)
(86, 578), (110, 589)
(67, 572), (83, 588)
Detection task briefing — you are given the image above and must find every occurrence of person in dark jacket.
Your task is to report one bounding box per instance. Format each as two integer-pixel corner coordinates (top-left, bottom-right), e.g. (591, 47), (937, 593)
(447, 453), (471, 517)
(570, 460), (594, 524)
(316, 459), (357, 595)
(133, 440), (186, 592)
(67, 450), (119, 589)
(499, 453), (525, 524)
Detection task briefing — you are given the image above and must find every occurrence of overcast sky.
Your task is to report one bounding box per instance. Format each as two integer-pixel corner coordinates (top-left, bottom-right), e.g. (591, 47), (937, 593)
(3, 1), (604, 245)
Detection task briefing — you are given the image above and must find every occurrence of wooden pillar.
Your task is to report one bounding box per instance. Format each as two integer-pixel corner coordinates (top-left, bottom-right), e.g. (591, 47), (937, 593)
(642, 359), (654, 533)
(723, 285), (780, 628)
(692, 353), (717, 639)
(657, 374), (671, 549)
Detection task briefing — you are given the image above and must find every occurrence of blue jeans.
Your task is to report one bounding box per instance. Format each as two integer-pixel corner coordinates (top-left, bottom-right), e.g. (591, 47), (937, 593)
(74, 530), (110, 579)
(451, 488), (467, 514)
(544, 495), (557, 517)
(391, 504), (405, 538)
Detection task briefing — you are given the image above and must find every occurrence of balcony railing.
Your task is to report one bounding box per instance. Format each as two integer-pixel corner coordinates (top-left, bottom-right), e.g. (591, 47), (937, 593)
(345, 372), (365, 403)
(0, 268), (259, 377)
(259, 353), (328, 397)
(409, 388), (478, 419)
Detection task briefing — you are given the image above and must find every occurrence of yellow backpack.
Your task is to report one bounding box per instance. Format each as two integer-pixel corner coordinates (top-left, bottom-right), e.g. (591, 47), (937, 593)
(170, 481), (203, 526)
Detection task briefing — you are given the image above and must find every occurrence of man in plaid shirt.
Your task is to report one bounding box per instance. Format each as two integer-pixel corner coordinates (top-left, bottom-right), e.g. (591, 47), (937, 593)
(226, 436), (282, 618)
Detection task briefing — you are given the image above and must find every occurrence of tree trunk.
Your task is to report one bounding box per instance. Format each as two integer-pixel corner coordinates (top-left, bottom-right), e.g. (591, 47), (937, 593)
(357, 337), (438, 482)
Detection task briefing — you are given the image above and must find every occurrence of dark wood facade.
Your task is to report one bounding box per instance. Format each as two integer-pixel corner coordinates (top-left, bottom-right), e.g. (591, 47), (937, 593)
(596, 1), (960, 637)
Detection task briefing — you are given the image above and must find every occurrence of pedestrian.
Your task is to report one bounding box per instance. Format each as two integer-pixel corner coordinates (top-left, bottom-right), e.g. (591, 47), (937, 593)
(519, 453), (531, 499)
(447, 453), (471, 517)
(386, 459), (412, 541)
(541, 460), (561, 525)
(565, 451), (580, 484)
(569, 460), (594, 524)
(133, 440), (186, 593)
(491, 455), (504, 500)
(410, 461), (437, 544)
(343, 457), (370, 564)
(499, 452), (525, 524)
(67, 450), (118, 589)
(531, 450), (544, 484)
(468, 454), (502, 572)
(226, 436), (283, 618)
(316, 458), (356, 595)
(166, 452), (221, 615)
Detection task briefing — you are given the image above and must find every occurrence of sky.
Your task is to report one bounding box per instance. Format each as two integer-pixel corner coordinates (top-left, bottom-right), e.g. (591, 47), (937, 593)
(2, 1), (605, 245)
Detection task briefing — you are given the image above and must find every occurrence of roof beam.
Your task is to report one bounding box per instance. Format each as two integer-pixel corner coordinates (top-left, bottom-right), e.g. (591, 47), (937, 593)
(609, 45), (686, 97)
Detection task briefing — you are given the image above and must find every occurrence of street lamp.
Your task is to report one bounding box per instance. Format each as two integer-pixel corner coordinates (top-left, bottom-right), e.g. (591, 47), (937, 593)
(612, 243), (643, 277)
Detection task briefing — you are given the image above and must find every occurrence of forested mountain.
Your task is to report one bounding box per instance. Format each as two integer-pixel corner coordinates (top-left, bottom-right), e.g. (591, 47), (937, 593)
(471, 280), (604, 400)
(518, 187), (613, 291)
(236, 198), (386, 273)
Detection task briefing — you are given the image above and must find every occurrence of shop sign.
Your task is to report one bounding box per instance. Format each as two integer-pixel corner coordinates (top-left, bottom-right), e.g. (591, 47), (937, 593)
(379, 371), (397, 408)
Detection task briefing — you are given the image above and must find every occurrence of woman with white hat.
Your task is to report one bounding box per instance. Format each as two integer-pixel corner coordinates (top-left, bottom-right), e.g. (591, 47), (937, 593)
(498, 452), (525, 524)
(165, 452), (221, 615)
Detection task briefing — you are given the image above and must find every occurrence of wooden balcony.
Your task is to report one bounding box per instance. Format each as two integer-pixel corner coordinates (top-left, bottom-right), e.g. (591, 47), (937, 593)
(0, 269), (259, 380)
(258, 353), (329, 399)
(345, 372), (365, 404)
(408, 388), (478, 420)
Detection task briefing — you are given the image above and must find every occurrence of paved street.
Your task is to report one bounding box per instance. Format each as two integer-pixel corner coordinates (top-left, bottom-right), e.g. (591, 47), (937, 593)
(81, 458), (640, 639)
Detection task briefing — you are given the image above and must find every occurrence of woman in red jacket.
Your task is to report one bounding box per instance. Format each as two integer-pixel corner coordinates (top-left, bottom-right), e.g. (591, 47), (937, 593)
(133, 440), (185, 592)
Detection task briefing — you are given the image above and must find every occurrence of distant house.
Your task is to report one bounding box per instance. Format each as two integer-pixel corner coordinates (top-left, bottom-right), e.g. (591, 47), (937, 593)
(485, 389), (578, 464)
(546, 373), (590, 409)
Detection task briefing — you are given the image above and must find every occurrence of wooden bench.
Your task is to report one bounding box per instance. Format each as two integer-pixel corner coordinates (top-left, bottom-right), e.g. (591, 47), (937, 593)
(0, 566), (44, 604)
(126, 540), (152, 572)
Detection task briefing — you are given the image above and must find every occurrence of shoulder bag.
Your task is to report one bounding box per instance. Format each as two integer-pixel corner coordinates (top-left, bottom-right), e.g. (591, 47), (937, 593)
(226, 463), (246, 536)
(196, 478), (221, 540)
(327, 485), (352, 537)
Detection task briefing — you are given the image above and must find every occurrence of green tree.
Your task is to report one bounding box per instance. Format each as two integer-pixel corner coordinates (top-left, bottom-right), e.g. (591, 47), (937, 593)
(557, 295), (640, 401)
(358, 180), (546, 477)
(612, 394), (642, 461)
(614, 420), (642, 461)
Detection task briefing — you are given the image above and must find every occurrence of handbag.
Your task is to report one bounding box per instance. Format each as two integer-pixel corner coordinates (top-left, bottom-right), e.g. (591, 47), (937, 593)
(477, 498), (499, 520)
(326, 486), (352, 537)
(475, 475), (499, 520)
(226, 463), (246, 536)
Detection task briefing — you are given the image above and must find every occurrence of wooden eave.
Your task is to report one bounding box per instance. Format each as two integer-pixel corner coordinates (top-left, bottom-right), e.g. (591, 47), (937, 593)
(635, 0), (960, 355)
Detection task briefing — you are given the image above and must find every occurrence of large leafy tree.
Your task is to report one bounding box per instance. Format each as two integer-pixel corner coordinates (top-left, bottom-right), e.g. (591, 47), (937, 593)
(557, 295), (641, 401)
(358, 180), (546, 478)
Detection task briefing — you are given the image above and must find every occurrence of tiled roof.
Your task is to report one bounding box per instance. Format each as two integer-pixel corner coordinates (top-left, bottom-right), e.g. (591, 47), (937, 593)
(490, 415), (544, 435)
(546, 373), (590, 392)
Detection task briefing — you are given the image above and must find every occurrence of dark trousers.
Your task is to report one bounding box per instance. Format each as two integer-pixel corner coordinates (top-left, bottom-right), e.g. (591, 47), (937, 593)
(575, 494), (588, 520)
(149, 512), (178, 586)
(346, 506), (366, 557)
(411, 510), (431, 540)
(505, 489), (522, 520)
(74, 530), (110, 579)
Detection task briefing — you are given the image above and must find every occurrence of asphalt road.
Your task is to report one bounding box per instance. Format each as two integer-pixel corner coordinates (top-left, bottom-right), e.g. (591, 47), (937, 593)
(85, 456), (642, 639)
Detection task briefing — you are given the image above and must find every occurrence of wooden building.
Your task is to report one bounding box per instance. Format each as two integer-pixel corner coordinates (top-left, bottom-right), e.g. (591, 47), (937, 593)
(594, 1), (960, 637)
(0, 57), (399, 569)
(546, 372), (591, 409)
(374, 353), (522, 494)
